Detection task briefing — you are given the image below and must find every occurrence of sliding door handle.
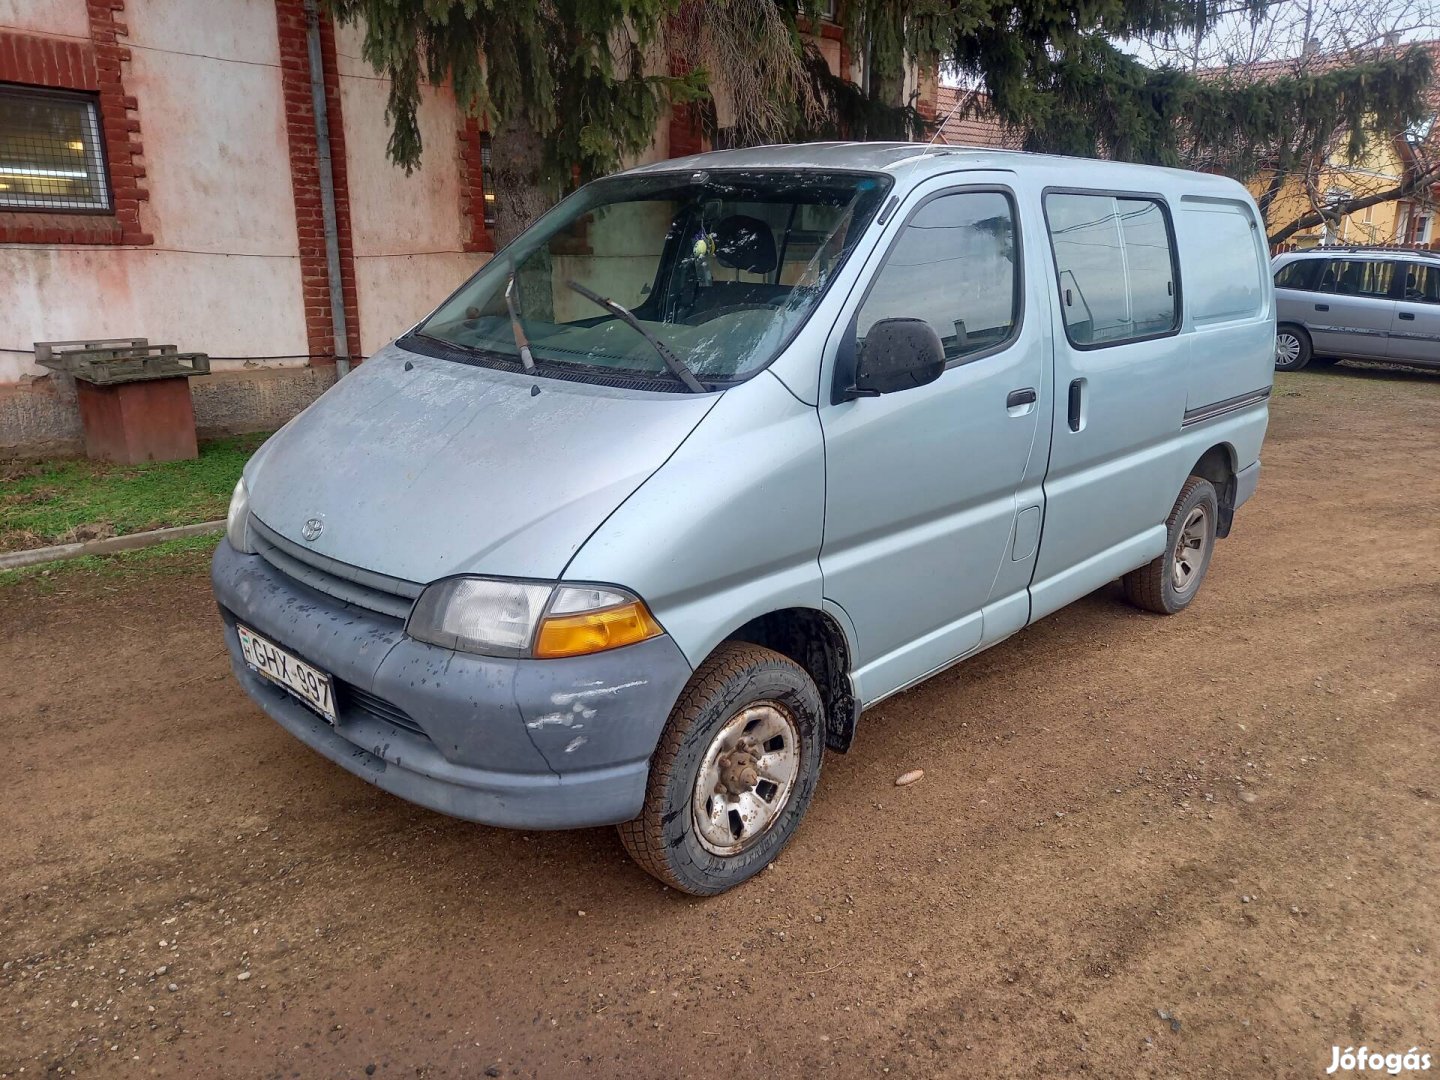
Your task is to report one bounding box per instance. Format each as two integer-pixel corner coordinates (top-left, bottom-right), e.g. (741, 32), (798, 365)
(1314, 303), (1330, 311)
(1398, 311), (1416, 321)
(1067, 379), (1084, 432)
(1006, 387), (1037, 408)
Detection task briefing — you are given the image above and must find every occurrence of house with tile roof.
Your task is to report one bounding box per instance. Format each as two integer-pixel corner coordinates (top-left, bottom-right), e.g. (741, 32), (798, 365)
(1233, 41), (1440, 250)
(931, 86), (1023, 150)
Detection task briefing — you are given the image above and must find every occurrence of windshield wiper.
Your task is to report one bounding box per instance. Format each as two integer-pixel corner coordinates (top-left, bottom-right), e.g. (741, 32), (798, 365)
(564, 279), (705, 393)
(504, 273), (536, 372)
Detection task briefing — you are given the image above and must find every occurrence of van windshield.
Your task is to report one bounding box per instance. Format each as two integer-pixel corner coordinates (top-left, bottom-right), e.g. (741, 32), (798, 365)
(412, 169), (890, 388)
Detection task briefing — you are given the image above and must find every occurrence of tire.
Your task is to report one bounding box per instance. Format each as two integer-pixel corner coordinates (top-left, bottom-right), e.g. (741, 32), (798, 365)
(618, 641), (824, 895)
(1274, 325), (1312, 371)
(1123, 476), (1219, 615)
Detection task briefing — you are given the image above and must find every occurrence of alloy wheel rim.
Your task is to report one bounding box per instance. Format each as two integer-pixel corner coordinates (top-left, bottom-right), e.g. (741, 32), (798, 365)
(692, 702), (800, 856)
(1171, 505), (1211, 594)
(1276, 334), (1301, 365)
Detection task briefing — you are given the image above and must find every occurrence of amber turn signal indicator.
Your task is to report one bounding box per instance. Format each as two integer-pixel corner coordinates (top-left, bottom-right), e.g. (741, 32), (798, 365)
(533, 600), (663, 658)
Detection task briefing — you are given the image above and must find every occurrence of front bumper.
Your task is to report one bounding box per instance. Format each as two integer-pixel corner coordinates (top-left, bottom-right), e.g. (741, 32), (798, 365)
(212, 540), (692, 829)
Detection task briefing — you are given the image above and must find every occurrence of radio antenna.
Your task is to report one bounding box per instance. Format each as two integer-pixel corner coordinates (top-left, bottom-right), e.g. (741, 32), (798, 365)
(899, 83), (971, 180)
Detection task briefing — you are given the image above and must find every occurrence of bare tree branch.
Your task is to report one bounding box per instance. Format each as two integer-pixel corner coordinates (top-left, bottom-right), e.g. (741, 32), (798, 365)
(1130, 0), (1439, 244)
(1268, 159), (1440, 244)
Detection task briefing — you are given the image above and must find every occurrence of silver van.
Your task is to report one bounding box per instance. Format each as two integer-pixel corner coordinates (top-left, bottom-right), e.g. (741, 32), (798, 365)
(1273, 247), (1440, 371)
(214, 144), (1274, 894)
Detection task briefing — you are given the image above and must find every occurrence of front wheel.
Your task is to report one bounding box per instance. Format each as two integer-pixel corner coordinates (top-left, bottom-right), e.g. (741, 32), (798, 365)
(618, 641), (823, 895)
(1123, 476), (1219, 615)
(1275, 325), (1312, 371)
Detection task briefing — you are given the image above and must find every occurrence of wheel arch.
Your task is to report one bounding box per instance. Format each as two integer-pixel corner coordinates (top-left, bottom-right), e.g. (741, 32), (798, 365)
(722, 607), (860, 753)
(1189, 442), (1239, 538)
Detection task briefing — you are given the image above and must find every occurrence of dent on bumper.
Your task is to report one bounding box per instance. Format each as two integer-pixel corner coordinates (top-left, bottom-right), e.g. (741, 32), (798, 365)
(212, 540), (693, 829)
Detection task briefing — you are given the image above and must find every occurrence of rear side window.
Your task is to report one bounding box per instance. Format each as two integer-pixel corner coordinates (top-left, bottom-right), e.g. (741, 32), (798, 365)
(856, 190), (1019, 362)
(1398, 262), (1440, 304)
(1316, 260), (1394, 299)
(1179, 198), (1265, 323)
(1274, 259), (1321, 291)
(1045, 192), (1178, 346)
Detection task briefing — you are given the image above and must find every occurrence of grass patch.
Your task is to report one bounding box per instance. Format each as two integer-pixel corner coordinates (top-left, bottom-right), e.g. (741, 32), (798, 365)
(0, 433), (268, 552)
(0, 533), (219, 590)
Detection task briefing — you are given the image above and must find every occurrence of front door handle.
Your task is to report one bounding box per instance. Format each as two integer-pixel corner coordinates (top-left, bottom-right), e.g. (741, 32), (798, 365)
(1398, 311), (1416, 321)
(1006, 387), (1037, 408)
(1314, 303), (1330, 311)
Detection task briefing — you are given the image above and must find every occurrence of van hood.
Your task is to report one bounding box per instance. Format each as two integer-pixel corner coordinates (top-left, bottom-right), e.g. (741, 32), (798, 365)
(245, 343), (717, 583)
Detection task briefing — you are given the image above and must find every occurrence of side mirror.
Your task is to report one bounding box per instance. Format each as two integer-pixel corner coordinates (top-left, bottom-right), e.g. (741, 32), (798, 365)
(848, 318), (946, 398)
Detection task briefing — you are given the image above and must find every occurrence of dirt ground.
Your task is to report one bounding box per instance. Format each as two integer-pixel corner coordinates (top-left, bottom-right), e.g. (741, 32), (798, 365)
(2, 365), (1438, 1079)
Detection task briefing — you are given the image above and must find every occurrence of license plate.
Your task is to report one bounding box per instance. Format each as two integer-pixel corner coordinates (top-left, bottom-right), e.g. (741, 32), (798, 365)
(237, 624), (337, 724)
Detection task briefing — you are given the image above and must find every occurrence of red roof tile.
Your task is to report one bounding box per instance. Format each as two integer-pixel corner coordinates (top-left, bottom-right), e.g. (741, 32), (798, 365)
(932, 85), (1023, 150)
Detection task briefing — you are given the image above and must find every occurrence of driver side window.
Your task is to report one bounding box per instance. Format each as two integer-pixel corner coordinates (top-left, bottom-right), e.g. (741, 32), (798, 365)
(857, 191), (1019, 362)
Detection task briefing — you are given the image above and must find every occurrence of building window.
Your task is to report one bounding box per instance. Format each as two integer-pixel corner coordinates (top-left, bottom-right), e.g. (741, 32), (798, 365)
(0, 84), (111, 213)
(1045, 192), (1179, 347)
(479, 131), (496, 230)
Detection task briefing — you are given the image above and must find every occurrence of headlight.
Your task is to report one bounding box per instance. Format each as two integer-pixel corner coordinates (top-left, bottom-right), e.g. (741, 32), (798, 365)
(226, 478), (255, 553)
(406, 577), (662, 659)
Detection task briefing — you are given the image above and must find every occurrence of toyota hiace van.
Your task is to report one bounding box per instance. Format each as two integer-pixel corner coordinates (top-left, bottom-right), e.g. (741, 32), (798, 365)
(214, 144), (1274, 894)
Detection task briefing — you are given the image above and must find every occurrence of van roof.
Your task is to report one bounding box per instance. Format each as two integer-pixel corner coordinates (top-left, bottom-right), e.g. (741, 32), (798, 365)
(622, 141), (1249, 197)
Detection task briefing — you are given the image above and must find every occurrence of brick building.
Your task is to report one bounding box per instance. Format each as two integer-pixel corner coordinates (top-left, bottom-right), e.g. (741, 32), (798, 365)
(1, 0), (928, 456)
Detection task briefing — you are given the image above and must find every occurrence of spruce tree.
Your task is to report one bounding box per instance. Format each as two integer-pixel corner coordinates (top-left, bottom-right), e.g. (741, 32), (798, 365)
(326, 0), (705, 245)
(332, 0), (1434, 246)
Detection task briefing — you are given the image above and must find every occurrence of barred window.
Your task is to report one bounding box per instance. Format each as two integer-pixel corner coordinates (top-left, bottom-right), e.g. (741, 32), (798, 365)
(0, 85), (111, 213)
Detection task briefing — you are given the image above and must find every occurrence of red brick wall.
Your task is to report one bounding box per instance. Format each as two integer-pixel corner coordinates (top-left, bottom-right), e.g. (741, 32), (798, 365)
(458, 116), (495, 253)
(274, 0), (361, 362)
(664, 17), (855, 156)
(665, 10), (709, 160)
(0, 1), (151, 246)
(667, 103), (707, 158)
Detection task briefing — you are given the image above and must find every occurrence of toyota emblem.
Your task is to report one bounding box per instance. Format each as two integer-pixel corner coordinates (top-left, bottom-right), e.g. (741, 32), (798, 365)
(301, 517), (324, 542)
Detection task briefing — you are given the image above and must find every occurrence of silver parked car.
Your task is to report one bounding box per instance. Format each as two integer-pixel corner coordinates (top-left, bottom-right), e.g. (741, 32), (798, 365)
(1273, 247), (1440, 371)
(214, 144), (1274, 894)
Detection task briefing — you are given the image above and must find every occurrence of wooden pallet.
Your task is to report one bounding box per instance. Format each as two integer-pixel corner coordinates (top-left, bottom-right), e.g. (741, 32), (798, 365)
(34, 339), (210, 386)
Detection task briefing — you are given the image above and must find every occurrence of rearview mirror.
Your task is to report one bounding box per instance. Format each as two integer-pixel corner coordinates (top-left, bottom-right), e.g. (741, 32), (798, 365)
(848, 318), (946, 398)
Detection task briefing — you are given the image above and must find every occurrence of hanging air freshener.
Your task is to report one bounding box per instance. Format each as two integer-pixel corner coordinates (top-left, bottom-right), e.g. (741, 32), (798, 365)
(693, 231), (715, 287)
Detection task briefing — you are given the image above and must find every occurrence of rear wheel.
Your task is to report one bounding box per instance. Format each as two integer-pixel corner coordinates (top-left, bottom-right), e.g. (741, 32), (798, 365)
(1274, 325), (1312, 371)
(618, 642), (823, 895)
(1123, 476), (1219, 615)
